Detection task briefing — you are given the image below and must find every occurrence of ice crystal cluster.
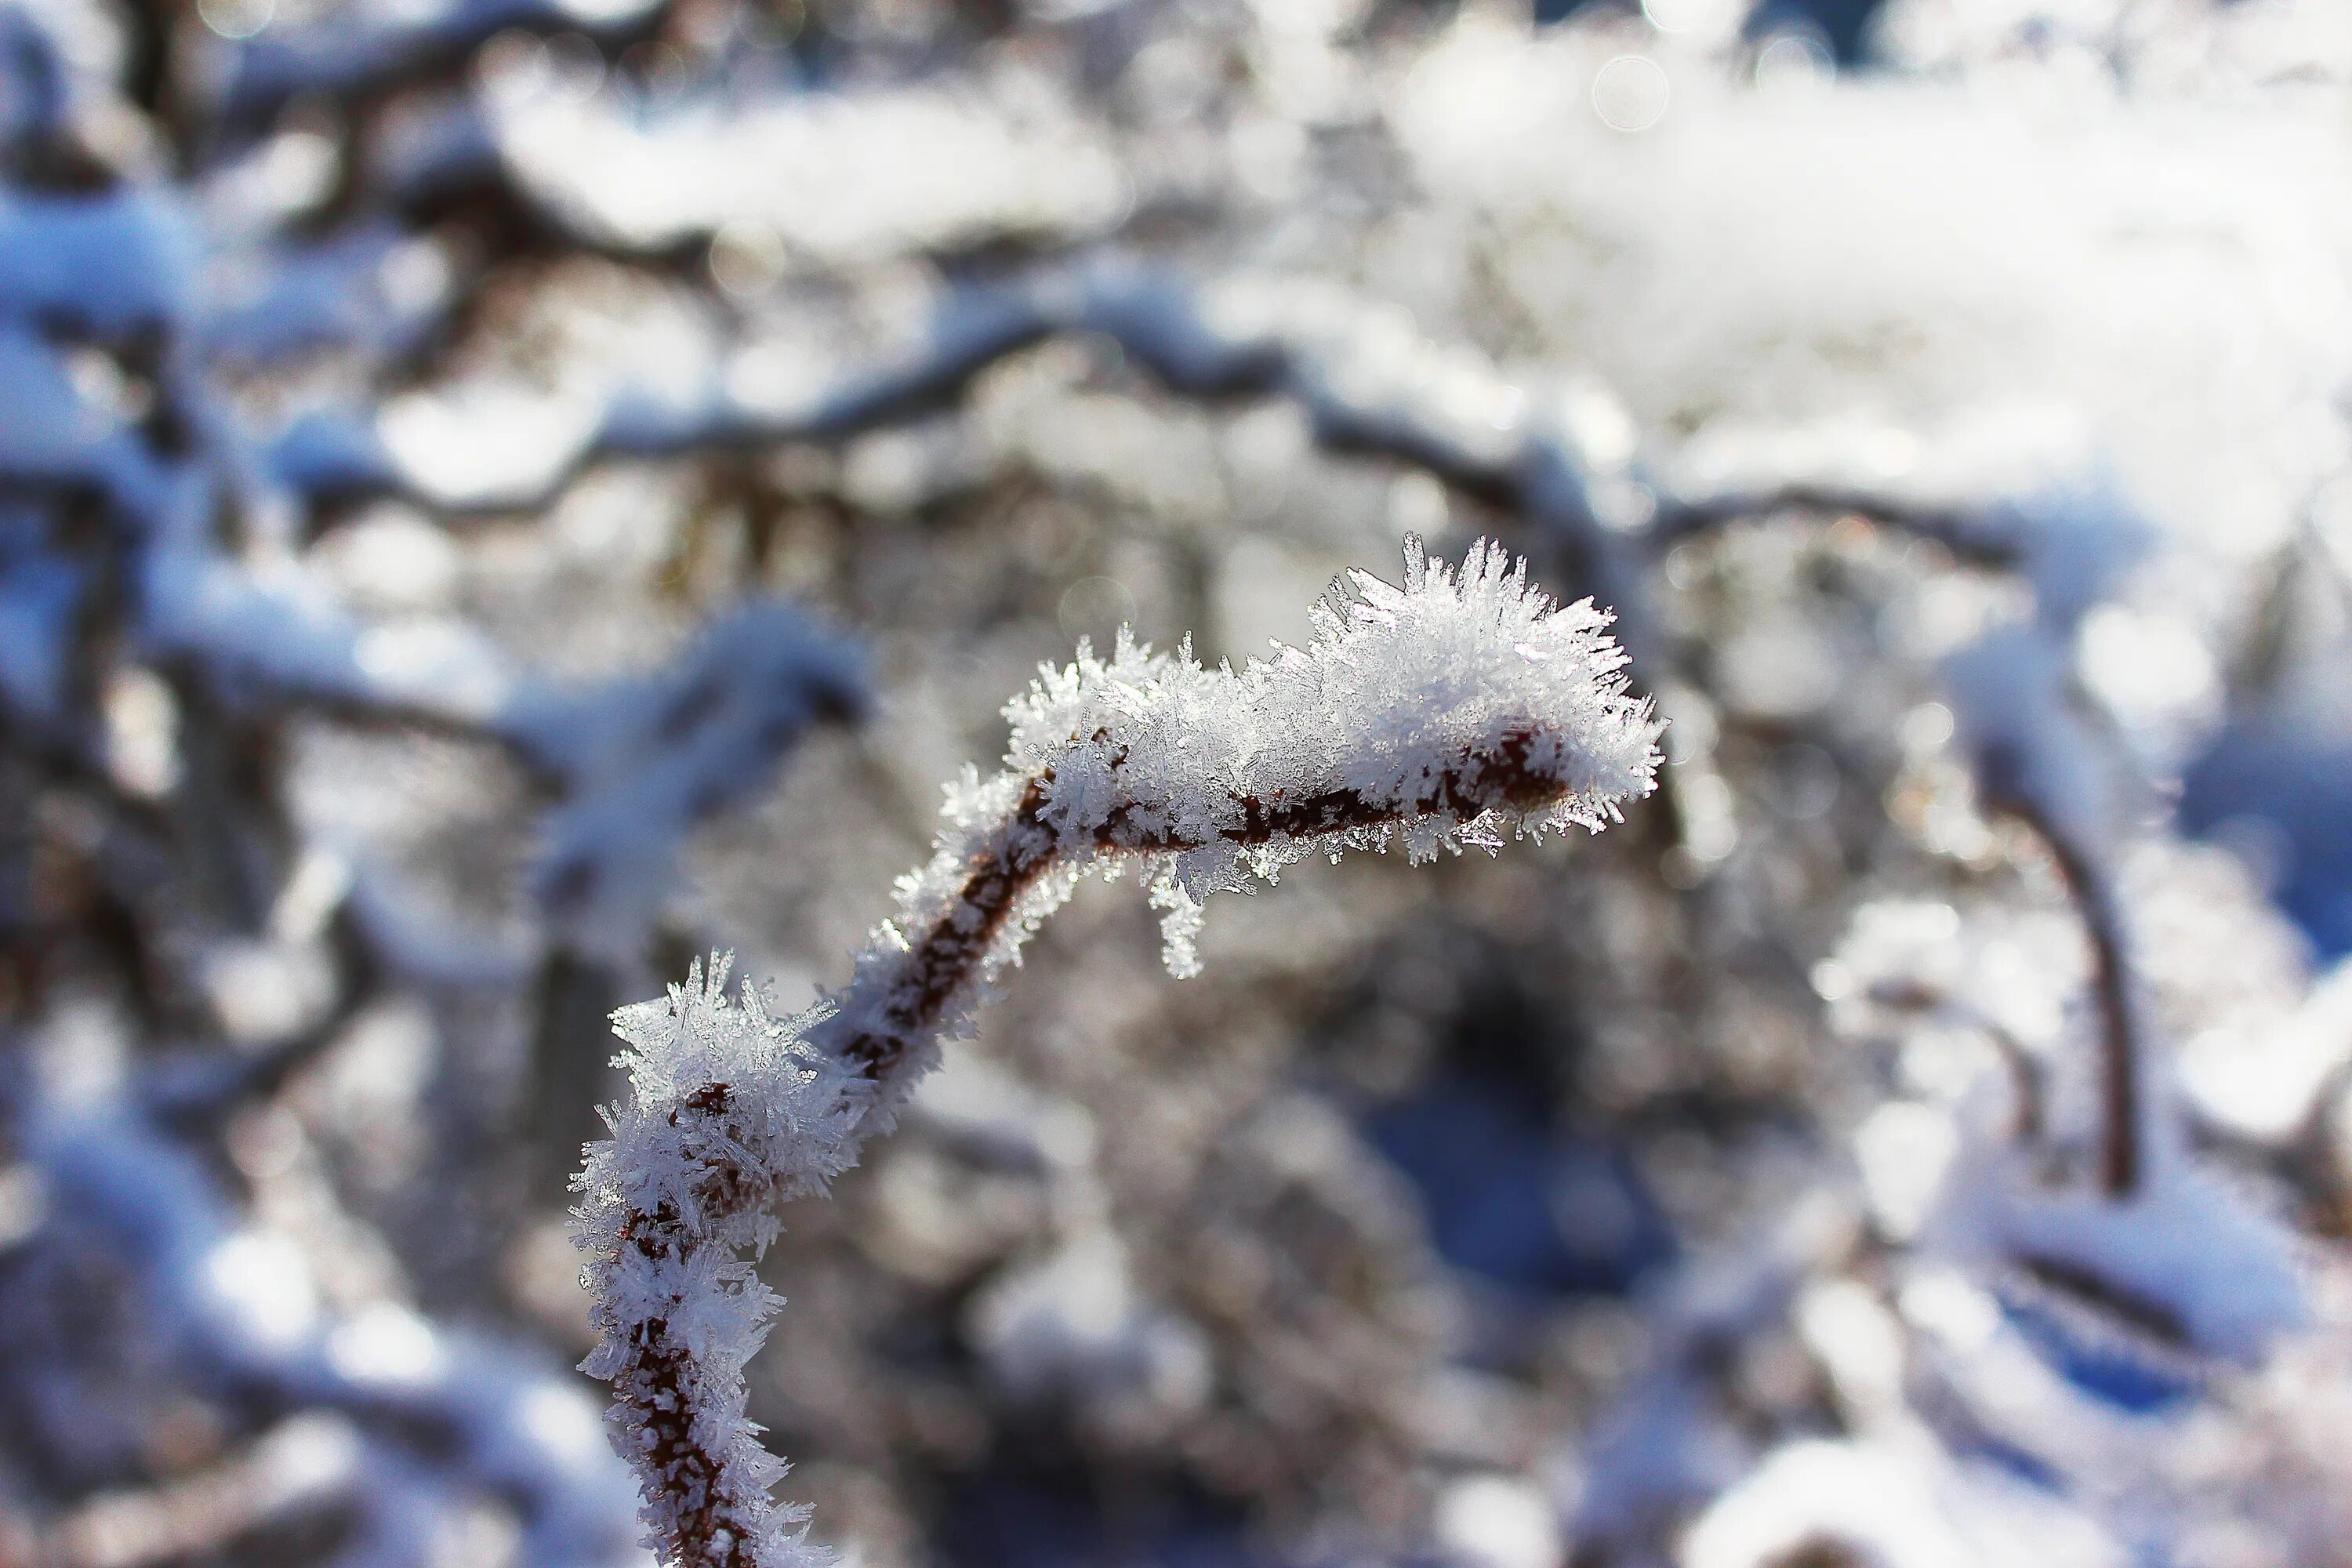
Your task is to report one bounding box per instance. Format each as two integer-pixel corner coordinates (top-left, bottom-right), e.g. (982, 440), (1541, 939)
(575, 960), (854, 1568)
(574, 542), (1659, 1567)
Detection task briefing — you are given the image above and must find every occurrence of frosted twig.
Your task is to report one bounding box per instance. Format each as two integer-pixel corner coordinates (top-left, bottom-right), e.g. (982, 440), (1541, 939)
(573, 540), (1661, 1568)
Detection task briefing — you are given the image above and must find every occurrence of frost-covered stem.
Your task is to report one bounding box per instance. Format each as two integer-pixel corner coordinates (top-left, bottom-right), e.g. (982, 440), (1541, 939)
(1992, 793), (2142, 1197)
(814, 725), (1565, 1087)
(575, 542), (1661, 1568)
(604, 1218), (777, 1568)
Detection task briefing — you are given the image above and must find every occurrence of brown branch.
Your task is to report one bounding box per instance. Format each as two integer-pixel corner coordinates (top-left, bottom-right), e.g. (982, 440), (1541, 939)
(597, 1083), (797, 1568)
(1983, 1017), (2050, 1146)
(1652, 481), (2012, 568)
(1989, 791), (2142, 1198)
(824, 725), (1563, 1083)
(609, 1335), (766, 1568)
(1867, 976), (2049, 1148)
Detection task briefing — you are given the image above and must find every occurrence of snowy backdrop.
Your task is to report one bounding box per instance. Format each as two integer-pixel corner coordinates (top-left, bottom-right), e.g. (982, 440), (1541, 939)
(3, 0), (2352, 1565)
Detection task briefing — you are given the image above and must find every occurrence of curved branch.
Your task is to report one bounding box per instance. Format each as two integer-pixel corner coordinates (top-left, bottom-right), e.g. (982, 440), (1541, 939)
(1987, 786), (2143, 1198)
(572, 541), (1661, 1568)
(330, 263), (1510, 525)
(815, 723), (1567, 1085)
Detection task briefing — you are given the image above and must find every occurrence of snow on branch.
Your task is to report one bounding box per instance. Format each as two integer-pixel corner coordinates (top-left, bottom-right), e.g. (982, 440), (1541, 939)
(207, 0), (673, 138)
(481, 71), (1127, 263)
(275, 263), (2136, 702)
(1945, 624), (2147, 1196)
(257, 265), (1809, 540)
(572, 539), (1661, 1568)
(509, 601), (868, 960)
(22, 1088), (646, 1568)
